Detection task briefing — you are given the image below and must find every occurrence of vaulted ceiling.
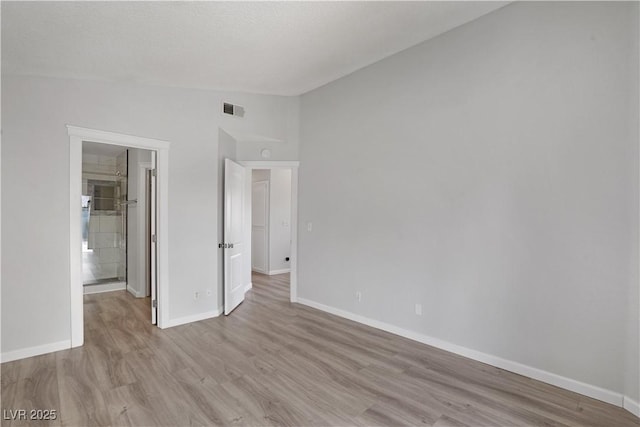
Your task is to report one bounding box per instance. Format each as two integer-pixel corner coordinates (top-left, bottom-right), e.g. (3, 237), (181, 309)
(2, 1), (508, 96)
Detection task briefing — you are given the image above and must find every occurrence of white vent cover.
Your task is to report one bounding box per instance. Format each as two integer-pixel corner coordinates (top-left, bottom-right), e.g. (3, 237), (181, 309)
(223, 102), (245, 118)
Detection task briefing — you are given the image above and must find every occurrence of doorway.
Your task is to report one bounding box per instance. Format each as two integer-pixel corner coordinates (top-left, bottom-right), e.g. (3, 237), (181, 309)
(81, 142), (155, 307)
(68, 126), (170, 347)
(221, 160), (299, 316)
(81, 143), (130, 294)
(251, 169), (292, 276)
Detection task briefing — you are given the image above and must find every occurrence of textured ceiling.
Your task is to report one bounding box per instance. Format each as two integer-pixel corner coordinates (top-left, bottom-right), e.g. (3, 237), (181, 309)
(2, 1), (508, 96)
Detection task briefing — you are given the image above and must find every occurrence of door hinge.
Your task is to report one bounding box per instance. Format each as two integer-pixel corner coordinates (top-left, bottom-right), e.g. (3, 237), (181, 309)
(152, 234), (157, 243)
(218, 243), (234, 249)
(152, 169), (157, 177)
(152, 300), (157, 308)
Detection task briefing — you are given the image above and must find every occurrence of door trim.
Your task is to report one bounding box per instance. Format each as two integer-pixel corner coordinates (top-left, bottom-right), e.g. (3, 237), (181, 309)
(239, 161), (299, 303)
(137, 162), (153, 298)
(68, 125), (170, 347)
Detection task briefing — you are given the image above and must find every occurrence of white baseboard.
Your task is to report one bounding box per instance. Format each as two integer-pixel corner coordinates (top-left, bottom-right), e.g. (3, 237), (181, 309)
(296, 298), (624, 407)
(245, 282), (253, 292)
(126, 285), (145, 298)
(623, 396), (640, 418)
(252, 267), (267, 274)
(1, 340), (71, 363)
(268, 269), (290, 275)
(162, 307), (222, 328)
(83, 281), (126, 295)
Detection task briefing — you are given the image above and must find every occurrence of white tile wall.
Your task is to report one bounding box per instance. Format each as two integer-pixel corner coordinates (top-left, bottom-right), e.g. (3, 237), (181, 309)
(99, 247), (120, 263)
(94, 263), (118, 280)
(99, 215), (118, 232)
(94, 232), (118, 249)
(89, 216), (100, 232)
(116, 151), (127, 282)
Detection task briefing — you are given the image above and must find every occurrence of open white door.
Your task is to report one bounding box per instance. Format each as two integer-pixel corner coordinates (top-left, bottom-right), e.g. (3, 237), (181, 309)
(150, 152), (158, 324)
(224, 159), (246, 315)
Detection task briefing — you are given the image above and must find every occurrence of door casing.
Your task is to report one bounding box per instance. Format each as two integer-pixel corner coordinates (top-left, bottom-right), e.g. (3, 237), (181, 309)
(68, 125), (170, 347)
(238, 161), (299, 303)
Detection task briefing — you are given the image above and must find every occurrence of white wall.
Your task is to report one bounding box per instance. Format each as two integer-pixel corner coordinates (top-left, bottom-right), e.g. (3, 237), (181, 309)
(299, 1), (638, 401)
(626, 271), (640, 408)
(1, 75), (298, 355)
(0, 3), (3, 361)
(231, 94), (300, 161)
(625, 2), (640, 407)
(269, 169), (292, 273)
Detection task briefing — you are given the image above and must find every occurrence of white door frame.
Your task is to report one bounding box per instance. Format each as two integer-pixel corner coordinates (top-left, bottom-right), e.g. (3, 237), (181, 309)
(239, 161), (299, 303)
(137, 161), (153, 298)
(68, 125), (170, 347)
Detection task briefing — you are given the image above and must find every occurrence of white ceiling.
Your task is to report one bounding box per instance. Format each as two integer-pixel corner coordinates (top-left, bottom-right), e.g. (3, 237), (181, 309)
(2, 1), (508, 96)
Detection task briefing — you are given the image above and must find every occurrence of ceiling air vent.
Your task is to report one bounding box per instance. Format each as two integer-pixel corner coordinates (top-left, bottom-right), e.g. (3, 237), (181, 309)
(223, 102), (245, 118)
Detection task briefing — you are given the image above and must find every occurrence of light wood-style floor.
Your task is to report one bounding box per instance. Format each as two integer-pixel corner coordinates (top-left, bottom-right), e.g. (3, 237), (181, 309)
(2, 273), (638, 426)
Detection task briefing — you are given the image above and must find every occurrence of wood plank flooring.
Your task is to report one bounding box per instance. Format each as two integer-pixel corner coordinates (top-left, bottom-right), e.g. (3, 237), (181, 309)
(2, 273), (638, 426)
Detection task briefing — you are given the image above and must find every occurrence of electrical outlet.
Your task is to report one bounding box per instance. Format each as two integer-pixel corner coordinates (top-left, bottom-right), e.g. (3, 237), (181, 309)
(356, 291), (362, 303)
(307, 222), (313, 231)
(194, 291), (200, 300)
(206, 289), (212, 297)
(415, 303), (422, 316)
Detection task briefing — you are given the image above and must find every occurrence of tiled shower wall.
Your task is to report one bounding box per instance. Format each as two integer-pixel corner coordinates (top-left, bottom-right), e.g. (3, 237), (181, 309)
(82, 152), (128, 283)
(116, 151), (127, 280)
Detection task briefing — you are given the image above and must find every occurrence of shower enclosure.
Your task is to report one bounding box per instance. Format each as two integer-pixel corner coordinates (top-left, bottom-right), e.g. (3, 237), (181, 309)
(82, 150), (128, 286)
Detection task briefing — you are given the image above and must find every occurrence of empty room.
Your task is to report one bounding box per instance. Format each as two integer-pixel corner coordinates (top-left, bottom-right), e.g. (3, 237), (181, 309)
(1, 1), (639, 426)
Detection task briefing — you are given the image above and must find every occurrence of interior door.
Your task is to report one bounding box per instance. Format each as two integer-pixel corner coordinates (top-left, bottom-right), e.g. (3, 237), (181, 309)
(251, 180), (269, 273)
(150, 151), (157, 324)
(224, 158), (246, 315)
